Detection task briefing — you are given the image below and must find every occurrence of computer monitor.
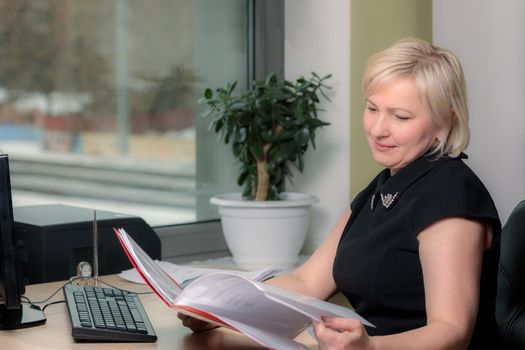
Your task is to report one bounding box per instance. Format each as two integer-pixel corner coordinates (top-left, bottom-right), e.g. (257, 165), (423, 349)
(0, 153), (46, 329)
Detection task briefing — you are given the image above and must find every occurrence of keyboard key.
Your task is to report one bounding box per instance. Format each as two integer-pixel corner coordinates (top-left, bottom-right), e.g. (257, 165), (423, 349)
(130, 308), (144, 323)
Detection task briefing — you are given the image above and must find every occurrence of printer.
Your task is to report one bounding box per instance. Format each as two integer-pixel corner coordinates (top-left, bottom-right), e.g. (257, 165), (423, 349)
(14, 204), (161, 284)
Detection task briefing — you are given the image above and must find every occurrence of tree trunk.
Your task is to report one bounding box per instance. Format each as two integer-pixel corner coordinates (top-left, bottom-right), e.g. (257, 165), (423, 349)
(255, 158), (269, 201)
(254, 143), (272, 201)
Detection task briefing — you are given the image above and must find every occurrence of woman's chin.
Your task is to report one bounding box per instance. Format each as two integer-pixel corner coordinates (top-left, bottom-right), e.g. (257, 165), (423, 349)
(371, 154), (395, 169)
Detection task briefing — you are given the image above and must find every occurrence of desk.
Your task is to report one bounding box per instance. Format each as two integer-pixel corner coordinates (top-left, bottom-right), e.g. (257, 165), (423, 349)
(0, 275), (317, 349)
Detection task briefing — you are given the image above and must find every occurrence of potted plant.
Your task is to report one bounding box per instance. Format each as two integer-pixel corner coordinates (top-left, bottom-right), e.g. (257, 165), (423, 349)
(201, 72), (331, 269)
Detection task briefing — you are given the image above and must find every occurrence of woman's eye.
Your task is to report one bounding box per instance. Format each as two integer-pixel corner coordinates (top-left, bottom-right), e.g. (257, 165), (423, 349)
(394, 114), (410, 120)
(366, 106), (377, 112)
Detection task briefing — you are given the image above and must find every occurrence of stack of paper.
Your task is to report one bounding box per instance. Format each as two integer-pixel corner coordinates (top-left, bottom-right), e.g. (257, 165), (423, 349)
(119, 260), (282, 287)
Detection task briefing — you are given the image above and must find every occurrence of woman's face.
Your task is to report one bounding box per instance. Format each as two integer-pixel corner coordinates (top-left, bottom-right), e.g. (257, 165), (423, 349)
(364, 76), (444, 175)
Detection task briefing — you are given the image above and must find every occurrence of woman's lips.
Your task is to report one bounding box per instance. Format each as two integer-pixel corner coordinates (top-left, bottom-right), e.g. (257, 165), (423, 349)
(373, 141), (395, 152)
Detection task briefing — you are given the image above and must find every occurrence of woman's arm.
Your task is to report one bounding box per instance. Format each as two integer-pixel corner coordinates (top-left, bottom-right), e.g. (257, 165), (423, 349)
(266, 208), (351, 300)
(315, 217), (491, 350)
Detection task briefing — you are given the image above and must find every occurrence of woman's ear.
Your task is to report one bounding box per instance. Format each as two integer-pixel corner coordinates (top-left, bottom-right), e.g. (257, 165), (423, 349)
(449, 109), (457, 129)
(439, 110), (456, 142)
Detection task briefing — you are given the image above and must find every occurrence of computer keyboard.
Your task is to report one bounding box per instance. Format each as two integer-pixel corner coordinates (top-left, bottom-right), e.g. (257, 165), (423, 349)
(63, 284), (157, 342)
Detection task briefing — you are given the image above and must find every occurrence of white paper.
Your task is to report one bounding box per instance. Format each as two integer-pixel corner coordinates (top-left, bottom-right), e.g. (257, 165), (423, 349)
(119, 260), (281, 287)
(210, 313), (307, 350)
(114, 227), (373, 350)
(175, 273), (310, 339)
(259, 283), (375, 327)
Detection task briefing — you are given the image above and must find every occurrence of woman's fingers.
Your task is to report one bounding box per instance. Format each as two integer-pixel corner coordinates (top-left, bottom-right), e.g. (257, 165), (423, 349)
(322, 316), (363, 332)
(177, 313), (219, 332)
(314, 317), (372, 350)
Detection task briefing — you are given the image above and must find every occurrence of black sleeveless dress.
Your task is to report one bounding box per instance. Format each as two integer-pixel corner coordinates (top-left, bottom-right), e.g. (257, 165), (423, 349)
(332, 154), (501, 349)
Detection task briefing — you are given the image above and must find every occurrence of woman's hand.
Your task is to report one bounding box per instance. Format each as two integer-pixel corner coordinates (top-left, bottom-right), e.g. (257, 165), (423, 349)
(177, 313), (219, 333)
(313, 317), (374, 350)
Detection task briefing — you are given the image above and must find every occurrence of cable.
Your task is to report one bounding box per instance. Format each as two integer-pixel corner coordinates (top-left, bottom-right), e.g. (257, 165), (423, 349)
(23, 276), (86, 305)
(21, 276), (86, 313)
(42, 300), (65, 312)
(22, 276), (154, 312)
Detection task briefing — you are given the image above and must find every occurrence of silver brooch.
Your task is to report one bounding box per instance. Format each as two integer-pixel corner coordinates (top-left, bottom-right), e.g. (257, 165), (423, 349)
(380, 192), (398, 208)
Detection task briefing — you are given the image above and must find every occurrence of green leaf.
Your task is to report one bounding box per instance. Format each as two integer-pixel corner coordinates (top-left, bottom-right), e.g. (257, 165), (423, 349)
(294, 128), (310, 146)
(204, 88), (213, 99)
(228, 81), (238, 94)
(249, 143), (264, 160)
(262, 129), (274, 142)
(239, 111), (253, 125)
(237, 171), (249, 185)
(238, 127), (247, 143)
(297, 153), (304, 172)
(308, 118), (331, 128)
(214, 119), (223, 132)
(255, 108), (270, 121)
(265, 73), (278, 86)
(283, 143), (298, 159)
(232, 143), (243, 157)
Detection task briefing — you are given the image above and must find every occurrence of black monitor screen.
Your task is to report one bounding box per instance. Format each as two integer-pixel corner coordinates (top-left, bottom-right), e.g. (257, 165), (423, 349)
(0, 153), (45, 329)
(0, 153), (22, 308)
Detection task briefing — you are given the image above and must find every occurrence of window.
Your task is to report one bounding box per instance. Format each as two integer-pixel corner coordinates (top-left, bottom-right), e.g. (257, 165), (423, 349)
(0, 0), (283, 227)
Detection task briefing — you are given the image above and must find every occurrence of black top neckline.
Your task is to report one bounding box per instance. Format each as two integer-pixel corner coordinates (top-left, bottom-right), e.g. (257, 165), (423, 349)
(373, 153), (466, 211)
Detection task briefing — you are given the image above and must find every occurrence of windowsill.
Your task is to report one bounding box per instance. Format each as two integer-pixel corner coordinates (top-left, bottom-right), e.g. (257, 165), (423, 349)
(183, 254), (310, 271)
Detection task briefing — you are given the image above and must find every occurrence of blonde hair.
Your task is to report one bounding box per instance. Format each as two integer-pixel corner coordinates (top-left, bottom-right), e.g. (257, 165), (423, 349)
(362, 38), (469, 157)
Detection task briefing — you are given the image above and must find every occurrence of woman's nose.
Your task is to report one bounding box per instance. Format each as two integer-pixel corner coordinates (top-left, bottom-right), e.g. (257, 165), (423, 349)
(370, 114), (389, 138)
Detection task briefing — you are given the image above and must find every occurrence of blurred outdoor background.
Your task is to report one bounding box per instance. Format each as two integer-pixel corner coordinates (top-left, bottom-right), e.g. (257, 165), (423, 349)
(0, 0), (249, 226)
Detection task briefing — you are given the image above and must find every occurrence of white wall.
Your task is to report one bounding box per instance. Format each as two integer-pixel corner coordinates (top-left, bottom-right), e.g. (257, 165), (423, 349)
(433, 1), (525, 224)
(284, 0), (350, 251)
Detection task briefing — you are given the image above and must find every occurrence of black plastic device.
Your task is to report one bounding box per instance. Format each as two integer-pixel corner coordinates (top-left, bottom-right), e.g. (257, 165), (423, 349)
(14, 204), (161, 284)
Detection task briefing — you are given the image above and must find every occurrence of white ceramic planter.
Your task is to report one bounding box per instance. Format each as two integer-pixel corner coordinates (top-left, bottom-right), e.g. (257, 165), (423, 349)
(210, 192), (318, 270)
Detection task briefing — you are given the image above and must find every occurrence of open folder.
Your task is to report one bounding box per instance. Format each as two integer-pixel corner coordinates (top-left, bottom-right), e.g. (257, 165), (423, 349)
(114, 227), (373, 350)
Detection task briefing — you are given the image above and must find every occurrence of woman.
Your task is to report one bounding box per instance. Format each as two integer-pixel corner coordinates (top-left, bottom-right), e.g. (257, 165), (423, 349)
(180, 38), (501, 350)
